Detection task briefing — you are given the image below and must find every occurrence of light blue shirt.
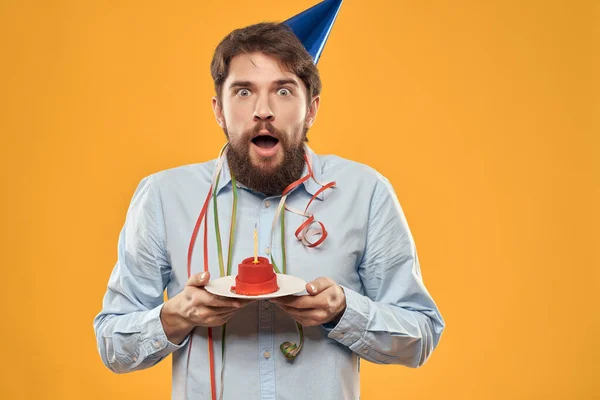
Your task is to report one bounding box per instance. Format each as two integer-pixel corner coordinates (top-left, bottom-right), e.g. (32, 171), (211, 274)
(94, 147), (445, 400)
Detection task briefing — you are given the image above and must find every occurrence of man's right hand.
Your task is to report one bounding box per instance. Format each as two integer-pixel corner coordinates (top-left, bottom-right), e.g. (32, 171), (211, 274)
(160, 271), (253, 344)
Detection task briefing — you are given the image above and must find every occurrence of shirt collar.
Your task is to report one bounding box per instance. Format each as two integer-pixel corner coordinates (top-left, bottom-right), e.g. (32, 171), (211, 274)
(215, 144), (325, 200)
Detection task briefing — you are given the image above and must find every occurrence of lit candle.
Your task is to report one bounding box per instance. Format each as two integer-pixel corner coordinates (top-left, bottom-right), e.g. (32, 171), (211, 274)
(253, 225), (259, 264)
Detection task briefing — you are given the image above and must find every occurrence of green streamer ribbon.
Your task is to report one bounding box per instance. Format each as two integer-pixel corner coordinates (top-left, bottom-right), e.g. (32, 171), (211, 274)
(271, 209), (304, 361)
(213, 169), (304, 374)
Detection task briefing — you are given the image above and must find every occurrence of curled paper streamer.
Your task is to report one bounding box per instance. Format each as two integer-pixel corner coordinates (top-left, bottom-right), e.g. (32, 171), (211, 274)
(280, 322), (305, 361)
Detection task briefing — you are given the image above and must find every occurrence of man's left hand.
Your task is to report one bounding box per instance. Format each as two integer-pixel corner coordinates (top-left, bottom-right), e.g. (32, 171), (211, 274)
(270, 277), (346, 326)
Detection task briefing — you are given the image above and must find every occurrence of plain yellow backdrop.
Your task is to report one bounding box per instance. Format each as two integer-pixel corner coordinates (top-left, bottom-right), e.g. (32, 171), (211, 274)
(1, 0), (598, 399)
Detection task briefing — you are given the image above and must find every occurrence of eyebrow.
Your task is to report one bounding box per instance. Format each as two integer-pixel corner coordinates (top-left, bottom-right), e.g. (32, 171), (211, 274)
(229, 81), (254, 90)
(228, 79), (300, 90)
(274, 79), (300, 87)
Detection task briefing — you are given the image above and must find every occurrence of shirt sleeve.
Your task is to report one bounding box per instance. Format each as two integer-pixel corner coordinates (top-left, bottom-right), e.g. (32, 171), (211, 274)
(93, 175), (188, 374)
(324, 175), (445, 367)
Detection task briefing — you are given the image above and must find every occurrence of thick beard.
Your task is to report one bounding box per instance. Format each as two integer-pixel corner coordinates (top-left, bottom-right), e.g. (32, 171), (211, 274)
(225, 122), (307, 196)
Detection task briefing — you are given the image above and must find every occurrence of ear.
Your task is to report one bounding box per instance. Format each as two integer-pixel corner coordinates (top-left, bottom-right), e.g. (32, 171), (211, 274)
(212, 96), (225, 128)
(304, 95), (320, 129)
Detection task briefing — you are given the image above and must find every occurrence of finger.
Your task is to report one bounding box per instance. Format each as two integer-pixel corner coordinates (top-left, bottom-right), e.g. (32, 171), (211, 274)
(306, 277), (335, 296)
(274, 302), (316, 315)
(191, 305), (241, 326)
(204, 293), (252, 308)
(186, 271), (210, 287)
(204, 310), (238, 327)
(204, 305), (238, 313)
(269, 295), (295, 304)
(205, 305), (244, 315)
(270, 295), (317, 309)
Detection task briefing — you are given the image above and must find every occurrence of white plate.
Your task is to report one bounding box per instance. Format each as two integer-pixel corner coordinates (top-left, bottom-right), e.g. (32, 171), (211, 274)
(204, 274), (307, 299)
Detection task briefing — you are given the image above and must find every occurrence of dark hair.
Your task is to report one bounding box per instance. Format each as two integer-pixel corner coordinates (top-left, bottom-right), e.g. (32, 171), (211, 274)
(210, 22), (322, 103)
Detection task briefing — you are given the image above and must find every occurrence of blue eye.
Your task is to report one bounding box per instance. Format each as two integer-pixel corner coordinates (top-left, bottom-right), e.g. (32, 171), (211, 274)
(277, 88), (291, 96)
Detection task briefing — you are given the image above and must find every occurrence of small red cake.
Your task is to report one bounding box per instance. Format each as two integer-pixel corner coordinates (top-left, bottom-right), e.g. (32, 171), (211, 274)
(231, 256), (279, 295)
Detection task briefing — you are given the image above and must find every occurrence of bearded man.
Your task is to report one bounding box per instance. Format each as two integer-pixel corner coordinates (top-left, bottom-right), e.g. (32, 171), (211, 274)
(94, 5), (444, 400)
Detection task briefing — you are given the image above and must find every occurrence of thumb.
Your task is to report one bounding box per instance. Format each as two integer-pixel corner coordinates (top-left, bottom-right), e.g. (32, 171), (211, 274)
(186, 271), (210, 287)
(306, 277), (334, 296)
(306, 281), (319, 296)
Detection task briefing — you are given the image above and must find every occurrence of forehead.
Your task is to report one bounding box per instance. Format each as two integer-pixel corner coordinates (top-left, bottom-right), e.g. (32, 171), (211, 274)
(225, 52), (301, 85)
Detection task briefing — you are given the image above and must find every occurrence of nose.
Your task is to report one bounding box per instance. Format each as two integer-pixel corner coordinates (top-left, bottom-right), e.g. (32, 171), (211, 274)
(253, 95), (274, 121)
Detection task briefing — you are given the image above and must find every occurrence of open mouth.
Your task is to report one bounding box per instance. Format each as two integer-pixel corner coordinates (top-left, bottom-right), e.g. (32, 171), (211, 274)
(251, 135), (279, 149)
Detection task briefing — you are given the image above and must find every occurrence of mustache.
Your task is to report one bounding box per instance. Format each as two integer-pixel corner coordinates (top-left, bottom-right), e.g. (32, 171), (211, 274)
(246, 121), (282, 140)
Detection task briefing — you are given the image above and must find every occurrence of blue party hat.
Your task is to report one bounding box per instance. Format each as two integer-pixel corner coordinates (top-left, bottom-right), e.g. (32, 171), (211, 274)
(283, 0), (343, 64)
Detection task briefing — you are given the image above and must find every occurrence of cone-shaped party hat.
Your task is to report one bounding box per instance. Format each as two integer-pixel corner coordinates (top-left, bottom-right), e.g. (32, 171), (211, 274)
(283, 0), (343, 64)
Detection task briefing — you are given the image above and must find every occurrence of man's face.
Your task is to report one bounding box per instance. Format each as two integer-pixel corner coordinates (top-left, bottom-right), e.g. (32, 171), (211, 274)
(213, 52), (319, 175)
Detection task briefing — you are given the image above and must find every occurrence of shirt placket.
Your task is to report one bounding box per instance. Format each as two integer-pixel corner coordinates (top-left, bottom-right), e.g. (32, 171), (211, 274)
(258, 196), (276, 400)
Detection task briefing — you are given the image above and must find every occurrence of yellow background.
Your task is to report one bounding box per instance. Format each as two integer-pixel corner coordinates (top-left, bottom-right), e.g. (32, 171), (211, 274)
(1, 0), (598, 399)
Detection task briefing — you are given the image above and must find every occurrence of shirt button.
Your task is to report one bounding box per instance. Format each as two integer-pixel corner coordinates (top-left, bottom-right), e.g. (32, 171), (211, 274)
(263, 301), (270, 309)
(263, 351), (271, 359)
(265, 247), (271, 255)
(153, 340), (161, 348)
(132, 356), (138, 362)
(364, 349), (370, 355)
(265, 200), (271, 208)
